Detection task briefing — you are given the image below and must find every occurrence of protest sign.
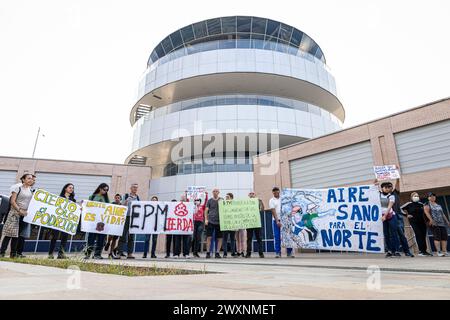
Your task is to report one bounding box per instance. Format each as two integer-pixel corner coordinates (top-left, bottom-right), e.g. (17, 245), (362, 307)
(281, 185), (384, 253)
(186, 186), (207, 205)
(25, 189), (81, 235)
(81, 200), (127, 236)
(129, 201), (194, 235)
(219, 198), (261, 231)
(373, 165), (400, 180)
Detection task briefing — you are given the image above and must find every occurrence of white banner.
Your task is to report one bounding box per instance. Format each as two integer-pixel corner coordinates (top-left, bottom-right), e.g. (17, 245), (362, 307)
(129, 201), (194, 235)
(281, 185), (384, 253)
(81, 200), (127, 236)
(373, 165), (400, 180)
(24, 189), (81, 235)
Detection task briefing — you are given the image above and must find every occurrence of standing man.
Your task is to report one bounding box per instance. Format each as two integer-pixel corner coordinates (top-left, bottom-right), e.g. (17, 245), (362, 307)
(118, 183), (139, 259)
(246, 191), (264, 258)
(205, 188), (223, 259)
(269, 187), (294, 258)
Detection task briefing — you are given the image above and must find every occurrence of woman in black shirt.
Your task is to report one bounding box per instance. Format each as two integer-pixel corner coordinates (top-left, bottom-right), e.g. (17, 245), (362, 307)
(401, 192), (432, 256)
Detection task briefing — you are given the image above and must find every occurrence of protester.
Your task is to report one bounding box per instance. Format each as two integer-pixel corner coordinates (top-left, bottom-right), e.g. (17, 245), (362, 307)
(246, 191), (264, 258)
(234, 192), (246, 257)
(192, 192), (208, 258)
(205, 188), (223, 259)
(401, 192), (432, 256)
(270, 187), (294, 258)
(377, 182), (401, 257)
(424, 192), (450, 257)
(15, 174), (36, 258)
(84, 183), (110, 259)
(222, 193), (237, 258)
(0, 174), (33, 258)
(104, 194), (122, 259)
(48, 183), (76, 259)
(172, 194), (191, 259)
(383, 180), (414, 257)
(143, 196), (159, 259)
(118, 184), (139, 259)
(165, 199), (178, 258)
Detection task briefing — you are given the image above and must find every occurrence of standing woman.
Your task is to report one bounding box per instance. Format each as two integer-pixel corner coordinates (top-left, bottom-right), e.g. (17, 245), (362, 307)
(48, 183), (76, 259)
(104, 194), (122, 259)
(222, 193), (237, 258)
(84, 183), (110, 259)
(401, 192), (432, 256)
(0, 174), (34, 258)
(143, 196), (159, 259)
(424, 192), (450, 257)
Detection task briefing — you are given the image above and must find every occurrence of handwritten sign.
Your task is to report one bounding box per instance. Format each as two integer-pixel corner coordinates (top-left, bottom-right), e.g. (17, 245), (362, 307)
(25, 189), (81, 235)
(373, 165), (400, 180)
(129, 201), (194, 235)
(281, 185), (384, 253)
(81, 200), (127, 236)
(219, 198), (261, 231)
(186, 186), (207, 204)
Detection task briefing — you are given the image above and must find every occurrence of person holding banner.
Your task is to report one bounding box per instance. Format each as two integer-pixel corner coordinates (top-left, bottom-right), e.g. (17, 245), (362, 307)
(104, 194), (123, 259)
(84, 183), (110, 259)
(0, 174), (33, 258)
(47, 183), (76, 259)
(143, 196), (159, 259)
(222, 193), (237, 258)
(246, 192), (265, 258)
(192, 192), (208, 258)
(15, 174), (36, 258)
(270, 187), (294, 258)
(205, 188), (223, 259)
(379, 182), (401, 258)
(118, 184), (140, 260)
(165, 199), (178, 258)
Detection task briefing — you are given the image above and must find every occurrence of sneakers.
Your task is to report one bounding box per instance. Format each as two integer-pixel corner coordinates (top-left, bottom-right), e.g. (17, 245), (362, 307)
(405, 252), (415, 257)
(259, 253), (265, 258)
(245, 253), (251, 258)
(215, 253), (221, 259)
(151, 254), (157, 259)
(142, 254), (147, 259)
(193, 253), (200, 258)
(93, 255), (103, 260)
(48, 254), (55, 259)
(164, 255), (170, 259)
(418, 252), (427, 257)
(127, 255), (135, 260)
(385, 252), (393, 258)
(223, 254), (228, 258)
(287, 254), (295, 258)
(206, 252), (211, 259)
(437, 251), (445, 257)
(275, 253), (281, 258)
(394, 252), (402, 257)
(240, 252), (245, 257)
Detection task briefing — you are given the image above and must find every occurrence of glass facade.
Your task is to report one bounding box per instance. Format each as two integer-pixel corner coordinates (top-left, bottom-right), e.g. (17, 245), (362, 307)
(148, 16), (325, 66)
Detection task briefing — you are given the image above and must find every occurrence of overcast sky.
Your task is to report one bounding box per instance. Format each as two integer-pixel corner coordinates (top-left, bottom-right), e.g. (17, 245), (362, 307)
(0, 0), (449, 164)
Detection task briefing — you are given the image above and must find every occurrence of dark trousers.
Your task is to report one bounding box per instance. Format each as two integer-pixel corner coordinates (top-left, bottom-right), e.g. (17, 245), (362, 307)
(118, 216), (134, 255)
(383, 215), (400, 253)
(16, 236), (25, 255)
(0, 236), (18, 257)
(143, 234), (158, 256)
(193, 221), (204, 254)
(246, 227), (263, 254)
(86, 233), (106, 257)
(396, 218), (411, 254)
(410, 219), (428, 254)
(173, 235), (191, 256)
(48, 230), (68, 256)
(222, 231), (236, 255)
(166, 235), (174, 256)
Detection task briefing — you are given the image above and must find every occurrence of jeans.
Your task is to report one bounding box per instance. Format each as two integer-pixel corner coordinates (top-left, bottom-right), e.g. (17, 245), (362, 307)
(396, 217), (411, 254)
(246, 227), (263, 254)
(86, 233), (106, 257)
(48, 230), (68, 256)
(118, 216), (134, 255)
(193, 221), (204, 254)
(0, 236), (18, 257)
(143, 234), (158, 256)
(409, 219), (428, 254)
(383, 215), (400, 253)
(222, 231), (236, 255)
(272, 220), (293, 256)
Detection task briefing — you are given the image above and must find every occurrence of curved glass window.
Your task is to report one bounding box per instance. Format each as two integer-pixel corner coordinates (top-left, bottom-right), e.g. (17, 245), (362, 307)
(148, 16), (326, 66)
(133, 94), (342, 127)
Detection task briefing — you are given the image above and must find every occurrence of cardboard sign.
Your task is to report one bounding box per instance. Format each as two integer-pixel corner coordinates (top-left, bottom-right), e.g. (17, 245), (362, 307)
(374, 165), (400, 180)
(81, 200), (127, 236)
(219, 198), (261, 231)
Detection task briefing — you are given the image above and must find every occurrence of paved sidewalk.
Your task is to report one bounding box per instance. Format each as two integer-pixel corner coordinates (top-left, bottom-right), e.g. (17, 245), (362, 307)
(1, 253), (449, 299)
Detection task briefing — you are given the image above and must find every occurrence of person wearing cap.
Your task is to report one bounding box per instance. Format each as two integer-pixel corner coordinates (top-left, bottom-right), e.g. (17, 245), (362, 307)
(424, 192), (450, 257)
(377, 181), (401, 257)
(401, 192), (432, 256)
(269, 187), (294, 258)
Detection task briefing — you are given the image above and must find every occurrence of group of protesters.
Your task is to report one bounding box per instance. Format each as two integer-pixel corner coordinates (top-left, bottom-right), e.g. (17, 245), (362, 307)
(0, 173), (449, 259)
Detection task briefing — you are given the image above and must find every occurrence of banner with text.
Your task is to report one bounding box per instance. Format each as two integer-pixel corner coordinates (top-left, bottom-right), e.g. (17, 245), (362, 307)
(25, 189), (81, 236)
(186, 186), (207, 205)
(373, 165), (400, 180)
(81, 200), (127, 236)
(281, 185), (384, 253)
(129, 201), (194, 235)
(219, 198), (261, 231)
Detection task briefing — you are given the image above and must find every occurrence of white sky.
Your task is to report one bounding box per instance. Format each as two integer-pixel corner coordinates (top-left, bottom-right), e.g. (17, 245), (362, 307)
(0, 0), (449, 164)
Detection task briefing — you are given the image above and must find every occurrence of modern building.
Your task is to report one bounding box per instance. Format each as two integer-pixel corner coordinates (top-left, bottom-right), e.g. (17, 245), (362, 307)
(126, 16), (344, 200)
(253, 97), (450, 252)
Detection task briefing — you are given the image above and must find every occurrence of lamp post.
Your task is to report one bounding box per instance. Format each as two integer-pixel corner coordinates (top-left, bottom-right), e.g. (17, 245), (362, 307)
(32, 127), (41, 158)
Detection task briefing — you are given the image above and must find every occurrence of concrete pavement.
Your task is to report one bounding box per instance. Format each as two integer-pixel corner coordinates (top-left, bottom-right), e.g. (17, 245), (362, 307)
(1, 253), (449, 299)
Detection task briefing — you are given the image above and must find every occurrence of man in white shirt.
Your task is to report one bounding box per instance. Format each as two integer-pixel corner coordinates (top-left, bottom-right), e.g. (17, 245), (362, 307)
(269, 187), (294, 258)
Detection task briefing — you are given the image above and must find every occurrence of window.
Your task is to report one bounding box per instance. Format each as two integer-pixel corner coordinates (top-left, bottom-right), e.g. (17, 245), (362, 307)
(266, 19), (280, 38)
(206, 18), (221, 35)
(251, 17), (267, 34)
(180, 25), (195, 42)
(161, 36), (173, 54)
(221, 16), (236, 33)
(170, 30), (183, 49)
(237, 16), (251, 33)
(279, 23), (293, 42)
(290, 29), (303, 47)
(193, 21), (208, 39)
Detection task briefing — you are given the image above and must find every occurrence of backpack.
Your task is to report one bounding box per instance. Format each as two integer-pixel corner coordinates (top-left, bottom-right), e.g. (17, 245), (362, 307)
(124, 193), (140, 202)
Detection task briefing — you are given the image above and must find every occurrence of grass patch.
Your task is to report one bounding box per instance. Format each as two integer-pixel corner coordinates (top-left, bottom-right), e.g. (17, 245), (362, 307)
(0, 257), (208, 277)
